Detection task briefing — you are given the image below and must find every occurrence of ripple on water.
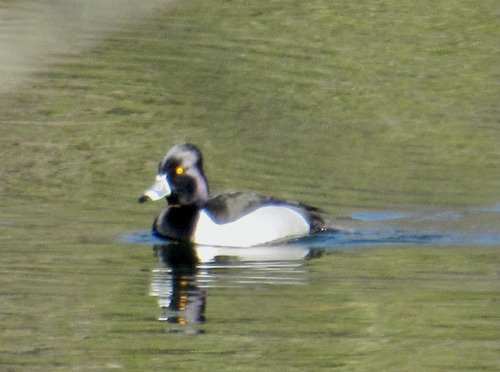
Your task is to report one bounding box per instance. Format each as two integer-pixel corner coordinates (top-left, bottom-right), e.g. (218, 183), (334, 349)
(124, 203), (500, 331)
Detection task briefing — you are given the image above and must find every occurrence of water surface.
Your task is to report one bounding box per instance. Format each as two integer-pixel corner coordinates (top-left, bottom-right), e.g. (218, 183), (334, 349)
(0, 0), (499, 370)
(126, 203), (500, 333)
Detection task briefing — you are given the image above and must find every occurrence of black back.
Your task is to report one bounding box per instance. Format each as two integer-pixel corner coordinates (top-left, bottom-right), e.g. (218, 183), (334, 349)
(203, 192), (325, 232)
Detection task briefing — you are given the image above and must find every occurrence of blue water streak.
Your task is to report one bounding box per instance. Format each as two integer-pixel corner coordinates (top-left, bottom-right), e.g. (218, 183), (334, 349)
(306, 228), (500, 251)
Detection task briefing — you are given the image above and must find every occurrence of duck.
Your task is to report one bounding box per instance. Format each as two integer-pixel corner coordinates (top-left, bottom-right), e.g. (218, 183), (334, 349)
(139, 143), (327, 247)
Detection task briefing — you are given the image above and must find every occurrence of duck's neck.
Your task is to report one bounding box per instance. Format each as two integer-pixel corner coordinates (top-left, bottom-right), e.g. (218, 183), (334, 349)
(197, 171), (210, 205)
(197, 173), (210, 205)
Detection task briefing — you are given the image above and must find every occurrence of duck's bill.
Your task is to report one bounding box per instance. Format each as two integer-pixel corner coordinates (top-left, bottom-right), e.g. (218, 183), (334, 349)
(138, 174), (171, 202)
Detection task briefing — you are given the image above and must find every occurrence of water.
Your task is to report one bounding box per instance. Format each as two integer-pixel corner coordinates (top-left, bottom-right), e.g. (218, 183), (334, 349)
(1, 1), (498, 369)
(149, 244), (309, 334)
(125, 203), (500, 332)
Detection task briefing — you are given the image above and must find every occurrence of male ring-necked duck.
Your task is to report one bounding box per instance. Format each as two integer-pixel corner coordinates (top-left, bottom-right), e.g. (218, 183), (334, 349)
(139, 143), (326, 247)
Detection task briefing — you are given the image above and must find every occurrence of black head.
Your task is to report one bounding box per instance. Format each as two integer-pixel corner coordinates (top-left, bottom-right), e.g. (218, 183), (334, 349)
(141, 143), (210, 206)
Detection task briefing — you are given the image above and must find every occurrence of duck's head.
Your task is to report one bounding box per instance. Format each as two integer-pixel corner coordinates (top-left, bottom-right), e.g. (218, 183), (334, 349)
(139, 143), (210, 206)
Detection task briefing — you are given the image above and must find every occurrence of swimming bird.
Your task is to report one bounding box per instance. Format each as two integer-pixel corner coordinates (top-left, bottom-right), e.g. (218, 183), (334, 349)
(139, 143), (326, 247)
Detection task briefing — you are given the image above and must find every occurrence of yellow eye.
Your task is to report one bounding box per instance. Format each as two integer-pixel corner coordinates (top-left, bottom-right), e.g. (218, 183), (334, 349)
(174, 166), (185, 175)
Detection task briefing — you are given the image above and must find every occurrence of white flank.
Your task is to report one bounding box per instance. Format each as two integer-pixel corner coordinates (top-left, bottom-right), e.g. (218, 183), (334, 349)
(193, 206), (309, 247)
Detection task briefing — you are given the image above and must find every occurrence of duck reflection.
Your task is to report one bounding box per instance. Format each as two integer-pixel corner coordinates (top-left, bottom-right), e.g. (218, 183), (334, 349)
(150, 241), (322, 333)
(151, 242), (206, 328)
